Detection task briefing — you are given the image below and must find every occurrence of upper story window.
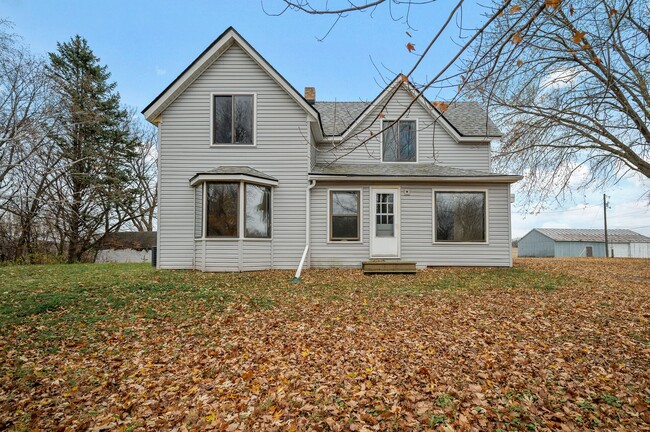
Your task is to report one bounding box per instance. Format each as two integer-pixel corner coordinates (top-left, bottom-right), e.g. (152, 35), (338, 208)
(382, 120), (416, 162)
(213, 95), (254, 145)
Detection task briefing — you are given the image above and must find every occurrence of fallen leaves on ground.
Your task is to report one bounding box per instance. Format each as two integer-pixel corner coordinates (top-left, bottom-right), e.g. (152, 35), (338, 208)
(1, 258), (649, 431)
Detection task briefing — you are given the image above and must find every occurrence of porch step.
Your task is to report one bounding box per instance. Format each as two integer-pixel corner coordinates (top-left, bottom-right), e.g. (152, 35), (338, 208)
(362, 260), (417, 274)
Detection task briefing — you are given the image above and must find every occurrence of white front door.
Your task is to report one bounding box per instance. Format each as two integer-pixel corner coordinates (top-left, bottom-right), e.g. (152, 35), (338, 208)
(370, 188), (400, 258)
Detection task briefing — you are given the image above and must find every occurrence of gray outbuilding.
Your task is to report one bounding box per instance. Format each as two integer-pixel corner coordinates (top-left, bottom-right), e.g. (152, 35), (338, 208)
(518, 228), (650, 258)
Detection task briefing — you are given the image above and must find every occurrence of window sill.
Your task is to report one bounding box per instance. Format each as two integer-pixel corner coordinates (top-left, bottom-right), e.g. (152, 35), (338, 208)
(210, 143), (257, 148)
(380, 160), (419, 163)
(432, 241), (490, 245)
(195, 237), (272, 241)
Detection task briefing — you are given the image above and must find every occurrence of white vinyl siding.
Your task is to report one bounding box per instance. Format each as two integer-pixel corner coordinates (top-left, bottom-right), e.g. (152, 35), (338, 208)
(158, 43), (309, 270)
(315, 87), (491, 171)
(310, 182), (511, 268)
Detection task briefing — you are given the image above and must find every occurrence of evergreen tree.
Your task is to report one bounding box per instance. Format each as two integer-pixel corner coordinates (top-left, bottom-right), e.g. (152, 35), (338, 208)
(47, 35), (137, 262)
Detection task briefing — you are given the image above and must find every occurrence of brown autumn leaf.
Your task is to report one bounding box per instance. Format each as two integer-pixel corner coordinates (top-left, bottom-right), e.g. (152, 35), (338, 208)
(573, 31), (587, 44)
(2, 258), (649, 430)
(516, 59), (524, 67)
(569, 5), (575, 15)
(434, 101), (449, 112)
(594, 57), (601, 64)
(546, 0), (562, 9)
(509, 5), (522, 13)
(512, 32), (523, 44)
(610, 8), (618, 15)
(378, 112), (385, 119)
(406, 42), (416, 52)
(400, 74), (408, 83)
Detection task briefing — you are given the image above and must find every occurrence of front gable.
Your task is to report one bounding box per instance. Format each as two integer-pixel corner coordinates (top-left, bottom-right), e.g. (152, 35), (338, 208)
(316, 76), (501, 144)
(315, 84), (494, 170)
(142, 27), (319, 125)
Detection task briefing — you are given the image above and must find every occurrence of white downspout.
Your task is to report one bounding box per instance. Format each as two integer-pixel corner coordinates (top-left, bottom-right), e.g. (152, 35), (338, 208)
(293, 179), (317, 282)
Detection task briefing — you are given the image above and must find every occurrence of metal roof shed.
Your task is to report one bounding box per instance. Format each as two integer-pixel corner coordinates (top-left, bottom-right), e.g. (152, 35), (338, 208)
(518, 228), (650, 258)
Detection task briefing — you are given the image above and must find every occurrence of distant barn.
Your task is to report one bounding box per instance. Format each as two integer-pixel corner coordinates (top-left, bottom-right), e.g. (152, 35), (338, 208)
(518, 228), (650, 258)
(95, 231), (157, 263)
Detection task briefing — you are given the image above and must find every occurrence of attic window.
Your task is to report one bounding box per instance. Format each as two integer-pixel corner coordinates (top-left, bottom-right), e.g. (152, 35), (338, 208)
(212, 94), (254, 145)
(382, 120), (416, 162)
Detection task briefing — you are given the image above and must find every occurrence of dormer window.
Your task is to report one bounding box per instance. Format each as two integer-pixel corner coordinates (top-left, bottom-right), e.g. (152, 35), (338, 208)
(382, 120), (416, 162)
(212, 94), (255, 145)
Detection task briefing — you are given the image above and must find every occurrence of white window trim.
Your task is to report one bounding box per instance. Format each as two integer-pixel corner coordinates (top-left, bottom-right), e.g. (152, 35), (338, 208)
(432, 188), (489, 244)
(210, 92), (257, 147)
(380, 118), (419, 163)
(327, 187), (363, 244)
(199, 181), (273, 241)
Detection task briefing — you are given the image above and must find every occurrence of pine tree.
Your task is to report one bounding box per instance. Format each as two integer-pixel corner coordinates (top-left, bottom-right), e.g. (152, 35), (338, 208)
(47, 35), (137, 262)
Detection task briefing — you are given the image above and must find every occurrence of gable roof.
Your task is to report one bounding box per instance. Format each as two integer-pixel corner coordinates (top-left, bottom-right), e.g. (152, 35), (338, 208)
(313, 102), (368, 136)
(533, 228), (650, 243)
(314, 75), (501, 142)
(314, 100), (501, 137)
(142, 27), (320, 125)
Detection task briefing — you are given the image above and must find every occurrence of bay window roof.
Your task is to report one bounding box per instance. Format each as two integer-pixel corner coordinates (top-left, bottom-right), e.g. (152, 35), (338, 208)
(189, 166), (278, 187)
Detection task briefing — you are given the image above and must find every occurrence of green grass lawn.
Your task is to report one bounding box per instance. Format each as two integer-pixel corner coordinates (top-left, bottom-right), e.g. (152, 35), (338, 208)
(1, 260), (649, 431)
(0, 263), (565, 350)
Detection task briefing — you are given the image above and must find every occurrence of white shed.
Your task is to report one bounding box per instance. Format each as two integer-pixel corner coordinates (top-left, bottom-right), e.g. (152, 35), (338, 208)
(95, 231), (157, 263)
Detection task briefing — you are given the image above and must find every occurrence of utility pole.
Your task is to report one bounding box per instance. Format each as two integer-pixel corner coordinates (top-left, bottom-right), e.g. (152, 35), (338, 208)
(603, 194), (609, 258)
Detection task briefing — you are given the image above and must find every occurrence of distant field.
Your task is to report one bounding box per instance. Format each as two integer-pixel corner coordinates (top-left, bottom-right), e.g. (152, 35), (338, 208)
(1, 259), (649, 430)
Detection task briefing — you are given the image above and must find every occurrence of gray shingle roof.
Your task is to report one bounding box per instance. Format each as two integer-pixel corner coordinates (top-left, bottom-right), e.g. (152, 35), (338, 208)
(193, 166), (277, 182)
(535, 228), (650, 243)
(442, 102), (502, 137)
(313, 102), (368, 135)
(311, 163), (520, 181)
(313, 101), (501, 137)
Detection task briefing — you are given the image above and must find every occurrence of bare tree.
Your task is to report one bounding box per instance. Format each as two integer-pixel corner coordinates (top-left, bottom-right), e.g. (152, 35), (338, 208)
(0, 20), (54, 200)
(121, 112), (158, 232)
(467, 0), (649, 205)
(265, 1), (647, 206)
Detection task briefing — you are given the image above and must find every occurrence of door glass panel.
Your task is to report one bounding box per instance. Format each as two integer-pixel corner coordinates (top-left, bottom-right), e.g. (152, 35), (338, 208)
(375, 193), (395, 237)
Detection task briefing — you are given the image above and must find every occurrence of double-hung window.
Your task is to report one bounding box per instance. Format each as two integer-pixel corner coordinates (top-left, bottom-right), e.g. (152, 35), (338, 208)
(434, 191), (486, 243)
(330, 190), (360, 241)
(382, 120), (416, 162)
(205, 182), (271, 238)
(212, 95), (254, 145)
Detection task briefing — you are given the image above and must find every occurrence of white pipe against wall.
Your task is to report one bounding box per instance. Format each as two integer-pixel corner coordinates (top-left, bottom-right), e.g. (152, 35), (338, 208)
(293, 180), (317, 281)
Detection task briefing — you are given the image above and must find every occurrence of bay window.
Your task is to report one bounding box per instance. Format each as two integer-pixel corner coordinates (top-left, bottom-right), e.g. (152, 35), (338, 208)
(204, 182), (271, 239)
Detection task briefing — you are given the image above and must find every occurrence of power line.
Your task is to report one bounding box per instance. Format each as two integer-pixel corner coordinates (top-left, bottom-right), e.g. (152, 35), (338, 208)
(516, 205), (600, 215)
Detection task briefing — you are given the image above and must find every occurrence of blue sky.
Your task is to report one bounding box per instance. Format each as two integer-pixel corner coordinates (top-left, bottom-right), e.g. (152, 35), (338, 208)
(2, 0), (648, 237)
